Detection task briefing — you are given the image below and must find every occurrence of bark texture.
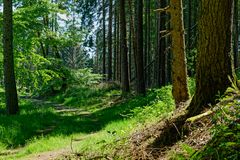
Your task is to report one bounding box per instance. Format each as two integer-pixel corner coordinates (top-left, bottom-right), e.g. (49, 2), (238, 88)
(170, 0), (189, 105)
(120, 0), (130, 93)
(136, 0), (146, 95)
(188, 0), (236, 115)
(3, 0), (19, 114)
(102, 0), (106, 78)
(108, 0), (113, 81)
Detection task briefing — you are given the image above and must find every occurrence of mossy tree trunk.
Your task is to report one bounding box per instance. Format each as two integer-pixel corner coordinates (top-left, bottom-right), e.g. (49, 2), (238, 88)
(188, 0), (236, 116)
(170, 0), (189, 105)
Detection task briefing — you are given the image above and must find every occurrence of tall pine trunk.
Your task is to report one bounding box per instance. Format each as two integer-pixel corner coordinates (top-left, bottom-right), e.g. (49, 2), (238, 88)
(113, 1), (117, 80)
(108, 0), (113, 81)
(102, 0), (106, 79)
(158, 0), (168, 87)
(128, 0), (137, 83)
(120, 0), (130, 93)
(188, 0), (236, 116)
(171, 0), (189, 105)
(233, 0), (239, 68)
(3, 0), (19, 115)
(136, 0), (146, 95)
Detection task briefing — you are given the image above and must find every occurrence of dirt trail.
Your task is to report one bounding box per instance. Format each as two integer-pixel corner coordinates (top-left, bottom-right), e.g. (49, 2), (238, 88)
(2, 98), (91, 160)
(23, 149), (71, 160)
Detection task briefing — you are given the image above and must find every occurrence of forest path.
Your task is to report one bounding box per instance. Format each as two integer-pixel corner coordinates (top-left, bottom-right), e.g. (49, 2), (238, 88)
(25, 97), (91, 115)
(23, 149), (71, 160)
(14, 97), (93, 160)
(1, 92), (122, 160)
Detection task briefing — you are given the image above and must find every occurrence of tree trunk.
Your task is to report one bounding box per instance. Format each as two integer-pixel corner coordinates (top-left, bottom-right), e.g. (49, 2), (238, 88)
(116, 6), (121, 82)
(146, 0), (151, 87)
(128, 0), (137, 82)
(136, 0), (146, 95)
(129, 21), (132, 81)
(113, 2), (117, 81)
(108, 0), (113, 81)
(159, 0), (168, 87)
(188, 0), (236, 116)
(102, 0), (106, 79)
(3, 0), (19, 115)
(170, 0), (189, 105)
(188, 0), (192, 52)
(119, 0), (130, 93)
(233, 0), (239, 68)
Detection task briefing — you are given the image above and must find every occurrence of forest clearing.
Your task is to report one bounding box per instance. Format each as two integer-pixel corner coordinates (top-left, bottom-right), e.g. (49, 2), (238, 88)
(0, 0), (240, 160)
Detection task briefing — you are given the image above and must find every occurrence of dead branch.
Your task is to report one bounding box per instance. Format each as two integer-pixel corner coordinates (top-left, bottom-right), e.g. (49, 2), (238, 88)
(154, 6), (171, 13)
(186, 110), (213, 123)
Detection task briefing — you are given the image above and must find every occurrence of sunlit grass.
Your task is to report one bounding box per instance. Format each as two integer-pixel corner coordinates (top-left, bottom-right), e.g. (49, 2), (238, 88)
(0, 85), (175, 159)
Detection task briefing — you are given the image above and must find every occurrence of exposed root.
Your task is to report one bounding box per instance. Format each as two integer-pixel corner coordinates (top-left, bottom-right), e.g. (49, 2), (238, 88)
(130, 106), (189, 159)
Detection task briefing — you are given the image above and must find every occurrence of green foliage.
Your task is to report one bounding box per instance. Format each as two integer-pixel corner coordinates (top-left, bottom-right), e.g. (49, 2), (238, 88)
(70, 68), (102, 87)
(14, 50), (101, 96)
(15, 53), (64, 95)
(169, 143), (196, 160)
(188, 77), (196, 96)
(0, 88), (5, 114)
(0, 53), (3, 86)
(235, 68), (240, 80)
(186, 48), (197, 76)
(131, 86), (174, 123)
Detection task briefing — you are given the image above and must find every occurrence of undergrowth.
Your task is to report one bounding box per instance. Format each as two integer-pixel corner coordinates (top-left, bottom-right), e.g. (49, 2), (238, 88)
(0, 85), (175, 160)
(168, 94), (240, 160)
(191, 98), (240, 160)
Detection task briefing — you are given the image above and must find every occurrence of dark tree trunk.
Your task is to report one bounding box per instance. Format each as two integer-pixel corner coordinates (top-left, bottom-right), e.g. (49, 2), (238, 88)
(119, 0), (130, 93)
(116, 6), (121, 82)
(136, 0), (146, 95)
(144, 0), (148, 86)
(3, 0), (19, 115)
(128, 0), (137, 82)
(129, 21), (132, 80)
(147, 0), (151, 87)
(113, 2), (117, 81)
(108, 0), (113, 81)
(234, 0), (239, 68)
(188, 0), (192, 52)
(158, 0), (168, 87)
(102, 0), (106, 79)
(188, 0), (236, 116)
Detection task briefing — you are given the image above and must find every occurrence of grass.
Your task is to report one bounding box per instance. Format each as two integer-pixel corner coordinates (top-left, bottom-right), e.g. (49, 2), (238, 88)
(0, 84), (175, 159)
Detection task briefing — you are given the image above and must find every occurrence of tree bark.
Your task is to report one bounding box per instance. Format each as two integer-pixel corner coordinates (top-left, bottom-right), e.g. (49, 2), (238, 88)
(136, 0), (146, 95)
(113, 1), (117, 81)
(157, 0), (168, 87)
(102, 0), (106, 79)
(128, 0), (137, 82)
(3, 0), (19, 115)
(108, 0), (113, 81)
(120, 0), (130, 93)
(188, 0), (236, 116)
(170, 0), (189, 105)
(233, 0), (239, 68)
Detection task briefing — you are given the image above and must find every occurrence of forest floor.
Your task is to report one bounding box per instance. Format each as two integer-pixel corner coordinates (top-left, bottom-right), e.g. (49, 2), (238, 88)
(0, 84), (175, 160)
(0, 82), (239, 160)
(129, 91), (240, 159)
